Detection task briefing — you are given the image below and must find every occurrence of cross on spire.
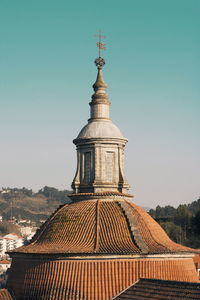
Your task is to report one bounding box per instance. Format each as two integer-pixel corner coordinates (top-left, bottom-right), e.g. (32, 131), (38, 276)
(95, 30), (106, 58)
(94, 30), (106, 69)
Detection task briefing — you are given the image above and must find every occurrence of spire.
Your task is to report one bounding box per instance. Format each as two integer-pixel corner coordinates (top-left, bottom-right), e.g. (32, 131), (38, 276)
(91, 57), (109, 105)
(89, 56), (110, 121)
(93, 58), (107, 91)
(90, 31), (109, 109)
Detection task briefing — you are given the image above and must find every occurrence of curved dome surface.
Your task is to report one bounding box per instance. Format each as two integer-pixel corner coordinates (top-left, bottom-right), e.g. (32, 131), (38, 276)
(8, 197), (200, 300)
(77, 120), (125, 139)
(13, 198), (197, 255)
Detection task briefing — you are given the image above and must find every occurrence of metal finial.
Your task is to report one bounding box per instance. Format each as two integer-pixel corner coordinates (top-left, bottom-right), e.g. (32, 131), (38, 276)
(94, 57), (105, 69)
(95, 30), (106, 69)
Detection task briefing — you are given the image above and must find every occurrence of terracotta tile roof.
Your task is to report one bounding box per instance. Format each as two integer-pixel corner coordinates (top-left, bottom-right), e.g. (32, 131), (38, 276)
(125, 201), (199, 254)
(0, 260), (10, 265)
(7, 258), (199, 300)
(6, 197), (200, 299)
(0, 289), (12, 300)
(193, 254), (200, 263)
(4, 233), (23, 239)
(9, 199), (199, 255)
(113, 278), (200, 299)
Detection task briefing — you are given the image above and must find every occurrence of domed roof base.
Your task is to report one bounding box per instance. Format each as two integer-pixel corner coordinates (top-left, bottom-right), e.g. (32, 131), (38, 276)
(9, 196), (199, 255)
(7, 196), (200, 299)
(7, 255), (198, 300)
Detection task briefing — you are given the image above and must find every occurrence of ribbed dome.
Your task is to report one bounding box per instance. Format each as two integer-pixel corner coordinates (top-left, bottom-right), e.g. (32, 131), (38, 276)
(76, 120), (125, 140)
(13, 197), (196, 255)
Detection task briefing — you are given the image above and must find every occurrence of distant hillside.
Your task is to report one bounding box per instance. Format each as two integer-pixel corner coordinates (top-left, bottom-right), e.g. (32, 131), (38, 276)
(149, 197), (200, 248)
(0, 186), (71, 224)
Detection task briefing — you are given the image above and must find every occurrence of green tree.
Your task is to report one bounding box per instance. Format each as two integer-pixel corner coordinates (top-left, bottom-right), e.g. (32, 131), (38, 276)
(191, 210), (200, 235)
(38, 186), (71, 204)
(0, 221), (21, 236)
(159, 221), (184, 244)
(174, 205), (190, 228)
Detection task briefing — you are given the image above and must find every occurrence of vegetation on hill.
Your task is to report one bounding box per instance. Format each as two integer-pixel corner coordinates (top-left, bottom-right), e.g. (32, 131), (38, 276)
(149, 197), (200, 248)
(0, 221), (21, 236)
(0, 186), (71, 226)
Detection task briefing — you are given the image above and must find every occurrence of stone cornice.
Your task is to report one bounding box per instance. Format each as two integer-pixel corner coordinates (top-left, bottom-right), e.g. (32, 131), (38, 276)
(68, 191), (133, 202)
(73, 137), (128, 146)
(8, 252), (195, 261)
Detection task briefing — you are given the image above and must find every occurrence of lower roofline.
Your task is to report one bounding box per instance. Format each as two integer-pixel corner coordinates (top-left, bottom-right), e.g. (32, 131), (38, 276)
(8, 252), (196, 260)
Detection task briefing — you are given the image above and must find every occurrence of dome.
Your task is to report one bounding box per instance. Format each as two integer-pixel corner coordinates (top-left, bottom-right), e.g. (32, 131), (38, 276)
(12, 196), (196, 255)
(8, 196), (199, 300)
(76, 120), (125, 140)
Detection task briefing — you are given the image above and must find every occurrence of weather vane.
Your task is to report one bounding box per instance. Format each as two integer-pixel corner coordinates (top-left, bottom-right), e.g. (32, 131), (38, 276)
(94, 30), (106, 69)
(95, 30), (106, 57)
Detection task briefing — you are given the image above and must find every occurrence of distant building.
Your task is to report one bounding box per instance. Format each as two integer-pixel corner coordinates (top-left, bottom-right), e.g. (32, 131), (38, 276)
(19, 226), (32, 237)
(0, 189), (11, 194)
(0, 260), (10, 273)
(0, 233), (23, 258)
(18, 219), (31, 224)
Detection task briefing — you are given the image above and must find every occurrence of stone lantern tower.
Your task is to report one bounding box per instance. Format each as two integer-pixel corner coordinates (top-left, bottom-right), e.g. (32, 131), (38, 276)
(72, 57), (129, 193)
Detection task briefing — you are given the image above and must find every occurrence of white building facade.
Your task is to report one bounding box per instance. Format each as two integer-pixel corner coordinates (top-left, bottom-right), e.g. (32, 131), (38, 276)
(0, 233), (23, 258)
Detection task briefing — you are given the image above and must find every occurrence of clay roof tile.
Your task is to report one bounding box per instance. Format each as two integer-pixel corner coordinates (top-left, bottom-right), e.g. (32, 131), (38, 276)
(9, 198), (199, 256)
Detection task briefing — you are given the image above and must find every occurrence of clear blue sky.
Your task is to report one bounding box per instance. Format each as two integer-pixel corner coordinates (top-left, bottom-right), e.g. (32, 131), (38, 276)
(0, 0), (199, 208)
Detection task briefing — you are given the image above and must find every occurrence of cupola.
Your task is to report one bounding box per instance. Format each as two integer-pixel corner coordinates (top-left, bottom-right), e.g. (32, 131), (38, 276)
(72, 57), (129, 193)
